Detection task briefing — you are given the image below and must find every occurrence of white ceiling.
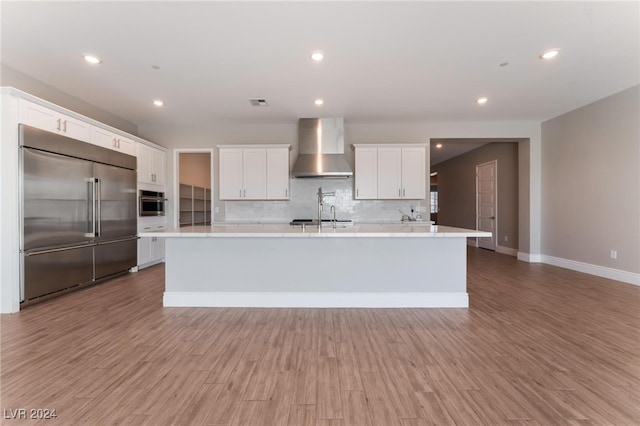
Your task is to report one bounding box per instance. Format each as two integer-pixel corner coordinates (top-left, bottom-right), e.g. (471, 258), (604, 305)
(1, 1), (638, 130)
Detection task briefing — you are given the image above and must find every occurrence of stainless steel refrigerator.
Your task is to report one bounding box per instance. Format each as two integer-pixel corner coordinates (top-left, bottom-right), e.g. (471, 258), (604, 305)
(20, 124), (138, 304)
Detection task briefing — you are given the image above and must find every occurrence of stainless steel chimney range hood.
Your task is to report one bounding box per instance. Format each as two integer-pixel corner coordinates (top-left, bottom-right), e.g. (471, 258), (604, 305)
(291, 118), (353, 178)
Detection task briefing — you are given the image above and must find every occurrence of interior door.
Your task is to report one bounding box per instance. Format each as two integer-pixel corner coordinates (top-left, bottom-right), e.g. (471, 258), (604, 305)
(476, 160), (497, 250)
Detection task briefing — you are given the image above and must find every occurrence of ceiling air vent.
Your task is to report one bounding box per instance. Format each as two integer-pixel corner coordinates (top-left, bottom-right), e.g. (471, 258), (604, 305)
(249, 98), (268, 107)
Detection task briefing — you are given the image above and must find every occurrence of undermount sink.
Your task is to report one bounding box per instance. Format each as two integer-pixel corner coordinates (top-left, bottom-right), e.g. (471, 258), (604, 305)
(289, 219), (353, 227)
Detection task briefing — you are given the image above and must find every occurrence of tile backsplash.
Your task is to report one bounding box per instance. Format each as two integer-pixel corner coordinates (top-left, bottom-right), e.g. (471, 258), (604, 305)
(225, 177), (425, 222)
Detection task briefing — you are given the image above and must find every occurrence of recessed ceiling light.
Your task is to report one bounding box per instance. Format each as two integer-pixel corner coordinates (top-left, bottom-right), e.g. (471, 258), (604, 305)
(314, 99), (324, 106)
(310, 51), (325, 62)
(436, 143), (443, 149)
(476, 97), (488, 105)
(153, 100), (164, 107)
(83, 55), (102, 65)
(539, 49), (560, 60)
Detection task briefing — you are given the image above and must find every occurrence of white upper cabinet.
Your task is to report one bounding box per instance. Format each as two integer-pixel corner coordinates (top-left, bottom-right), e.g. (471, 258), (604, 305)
(219, 148), (244, 200)
(90, 126), (136, 156)
(19, 99), (91, 143)
(377, 146), (403, 199)
(354, 146), (378, 199)
(218, 145), (290, 201)
(400, 146), (426, 199)
(137, 143), (166, 185)
(266, 147), (290, 200)
(353, 144), (426, 200)
(242, 148), (267, 200)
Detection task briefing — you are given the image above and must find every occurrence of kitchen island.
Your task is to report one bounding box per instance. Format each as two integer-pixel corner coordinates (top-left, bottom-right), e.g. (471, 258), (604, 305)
(140, 224), (491, 308)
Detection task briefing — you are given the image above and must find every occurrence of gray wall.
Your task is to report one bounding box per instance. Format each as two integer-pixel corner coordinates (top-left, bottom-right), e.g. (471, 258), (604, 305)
(179, 153), (211, 189)
(431, 142), (520, 250)
(541, 85), (639, 274)
(1, 64), (138, 135)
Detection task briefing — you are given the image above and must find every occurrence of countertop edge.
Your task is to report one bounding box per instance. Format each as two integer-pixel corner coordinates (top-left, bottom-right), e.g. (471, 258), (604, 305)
(140, 225), (492, 239)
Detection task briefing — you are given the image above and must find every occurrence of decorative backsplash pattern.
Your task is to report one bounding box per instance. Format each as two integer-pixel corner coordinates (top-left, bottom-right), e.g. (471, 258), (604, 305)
(225, 177), (425, 222)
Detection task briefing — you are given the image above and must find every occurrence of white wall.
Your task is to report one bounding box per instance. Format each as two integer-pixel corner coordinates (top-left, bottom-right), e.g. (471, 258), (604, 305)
(1, 65), (138, 135)
(179, 152), (211, 189)
(541, 85), (639, 281)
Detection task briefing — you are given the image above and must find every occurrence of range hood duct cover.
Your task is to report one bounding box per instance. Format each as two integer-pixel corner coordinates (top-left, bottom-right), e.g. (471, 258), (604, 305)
(292, 118), (353, 178)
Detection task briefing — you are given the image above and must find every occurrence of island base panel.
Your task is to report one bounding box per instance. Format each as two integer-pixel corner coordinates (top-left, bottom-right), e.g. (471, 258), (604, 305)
(163, 237), (469, 308)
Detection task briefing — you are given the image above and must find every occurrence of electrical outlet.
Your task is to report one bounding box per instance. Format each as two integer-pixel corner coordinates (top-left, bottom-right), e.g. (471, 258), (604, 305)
(214, 207), (219, 213)
(610, 250), (617, 260)
(504, 235), (508, 242)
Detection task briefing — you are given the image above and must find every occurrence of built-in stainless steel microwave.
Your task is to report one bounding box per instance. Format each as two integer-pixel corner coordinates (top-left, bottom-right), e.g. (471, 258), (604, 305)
(139, 190), (167, 216)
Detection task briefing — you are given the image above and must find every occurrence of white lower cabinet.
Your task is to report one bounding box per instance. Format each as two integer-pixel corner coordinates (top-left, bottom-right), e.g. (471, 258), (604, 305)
(138, 223), (165, 268)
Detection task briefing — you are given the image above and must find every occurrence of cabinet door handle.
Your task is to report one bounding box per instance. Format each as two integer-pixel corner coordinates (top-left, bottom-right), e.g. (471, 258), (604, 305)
(399, 189), (401, 197)
(117, 139), (121, 148)
(63, 120), (67, 132)
(239, 189), (242, 197)
(285, 189), (288, 198)
(403, 188), (406, 197)
(243, 189), (246, 198)
(356, 188), (359, 197)
(56, 119), (61, 131)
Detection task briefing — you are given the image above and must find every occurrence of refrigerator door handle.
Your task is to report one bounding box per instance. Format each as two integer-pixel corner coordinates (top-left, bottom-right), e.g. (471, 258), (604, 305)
(25, 243), (96, 256)
(96, 178), (101, 237)
(85, 177), (97, 237)
(96, 236), (140, 245)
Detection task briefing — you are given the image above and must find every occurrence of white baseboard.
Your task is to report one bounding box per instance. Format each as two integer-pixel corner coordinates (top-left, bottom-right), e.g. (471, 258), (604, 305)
(540, 255), (640, 286)
(163, 291), (469, 308)
(468, 240), (516, 257)
(518, 252), (542, 263)
(138, 259), (164, 270)
(496, 245), (518, 257)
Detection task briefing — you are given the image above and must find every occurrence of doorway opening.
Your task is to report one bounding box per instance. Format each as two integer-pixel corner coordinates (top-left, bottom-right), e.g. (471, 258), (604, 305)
(175, 150), (214, 227)
(430, 138), (520, 256)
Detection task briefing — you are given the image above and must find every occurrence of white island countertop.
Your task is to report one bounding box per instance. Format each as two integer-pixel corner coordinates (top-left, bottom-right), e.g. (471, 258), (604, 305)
(140, 224), (491, 238)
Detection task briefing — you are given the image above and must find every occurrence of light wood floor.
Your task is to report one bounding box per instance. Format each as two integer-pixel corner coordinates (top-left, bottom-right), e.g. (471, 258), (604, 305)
(1, 248), (639, 425)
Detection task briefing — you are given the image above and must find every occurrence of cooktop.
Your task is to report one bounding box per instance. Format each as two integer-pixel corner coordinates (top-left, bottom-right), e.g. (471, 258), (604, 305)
(289, 219), (353, 226)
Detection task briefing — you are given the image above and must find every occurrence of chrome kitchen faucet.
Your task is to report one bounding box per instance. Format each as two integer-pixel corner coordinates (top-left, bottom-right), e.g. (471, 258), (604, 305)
(317, 187), (335, 230)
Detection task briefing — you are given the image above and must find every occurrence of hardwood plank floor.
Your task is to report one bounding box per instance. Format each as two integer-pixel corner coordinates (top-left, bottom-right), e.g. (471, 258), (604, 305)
(1, 248), (639, 425)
